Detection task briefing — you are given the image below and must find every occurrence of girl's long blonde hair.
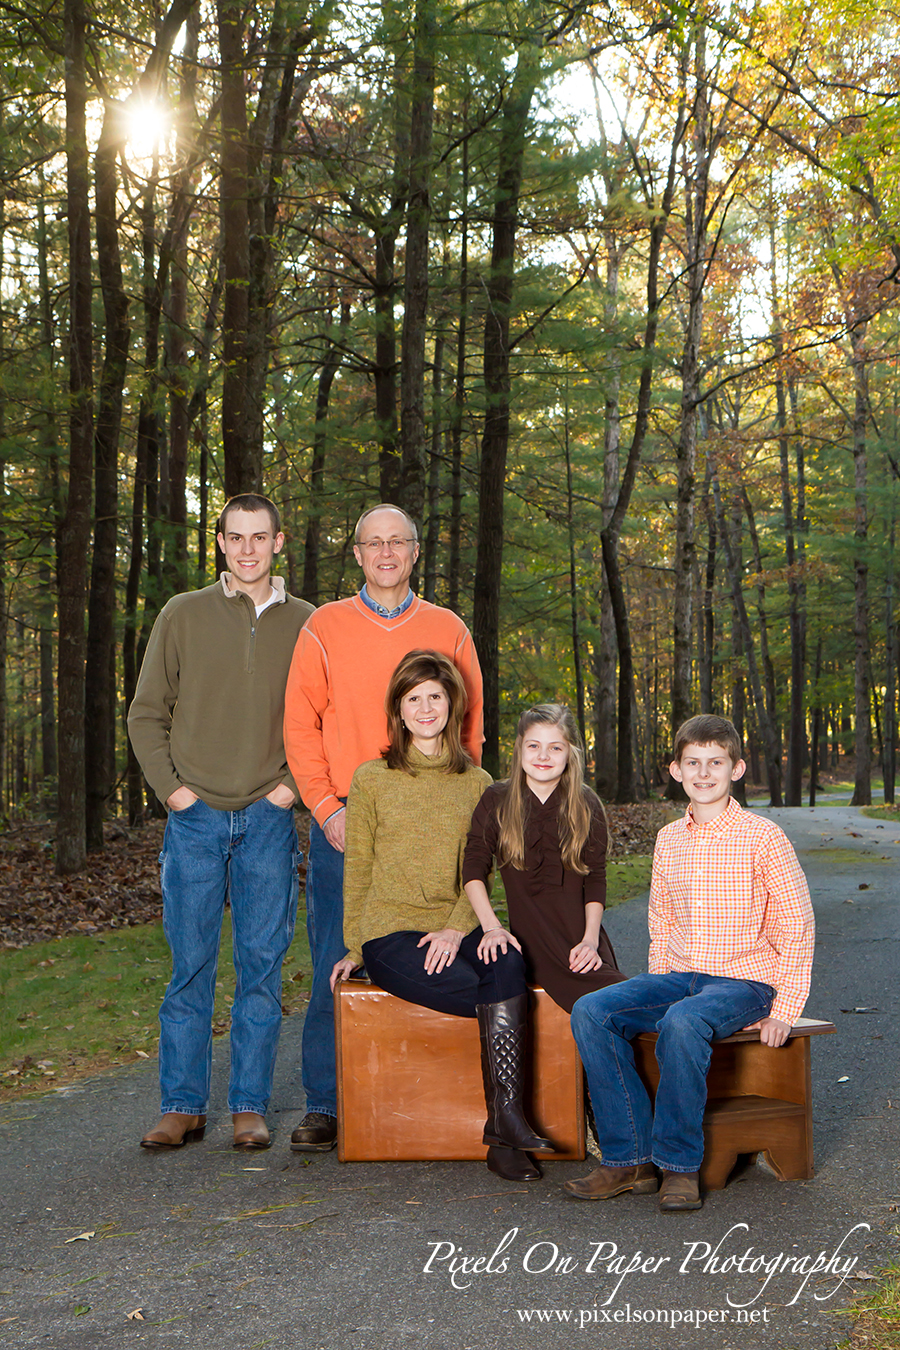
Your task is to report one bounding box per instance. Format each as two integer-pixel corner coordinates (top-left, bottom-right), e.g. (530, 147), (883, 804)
(496, 705), (598, 873)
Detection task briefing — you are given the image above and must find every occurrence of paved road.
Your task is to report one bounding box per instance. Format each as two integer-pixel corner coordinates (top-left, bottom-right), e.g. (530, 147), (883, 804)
(0, 806), (898, 1349)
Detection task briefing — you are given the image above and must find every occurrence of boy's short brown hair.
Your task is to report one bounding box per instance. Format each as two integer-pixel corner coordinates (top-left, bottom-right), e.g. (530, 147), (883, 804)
(673, 714), (742, 764)
(218, 493), (281, 537)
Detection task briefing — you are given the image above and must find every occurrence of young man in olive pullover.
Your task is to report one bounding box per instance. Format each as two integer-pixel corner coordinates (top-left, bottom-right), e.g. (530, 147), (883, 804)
(128, 494), (314, 1151)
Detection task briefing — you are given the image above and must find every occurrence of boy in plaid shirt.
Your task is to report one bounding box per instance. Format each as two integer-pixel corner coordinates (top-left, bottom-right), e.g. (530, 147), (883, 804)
(566, 715), (814, 1211)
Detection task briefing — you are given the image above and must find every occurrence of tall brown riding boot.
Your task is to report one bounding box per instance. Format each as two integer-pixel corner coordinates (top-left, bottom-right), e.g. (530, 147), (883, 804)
(477, 995), (553, 1153)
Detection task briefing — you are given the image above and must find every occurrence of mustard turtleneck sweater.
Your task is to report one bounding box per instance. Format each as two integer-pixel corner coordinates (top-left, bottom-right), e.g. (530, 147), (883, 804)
(342, 747), (492, 966)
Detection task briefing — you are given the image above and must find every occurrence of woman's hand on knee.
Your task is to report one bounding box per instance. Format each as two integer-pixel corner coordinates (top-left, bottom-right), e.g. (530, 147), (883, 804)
(569, 941), (602, 972)
(418, 928), (464, 975)
(330, 958), (358, 992)
(477, 927), (521, 963)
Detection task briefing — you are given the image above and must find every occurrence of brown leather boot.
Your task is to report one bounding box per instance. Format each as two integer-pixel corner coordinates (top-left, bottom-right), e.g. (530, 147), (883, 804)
(140, 1112), (206, 1149)
(563, 1162), (658, 1200)
(658, 1170), (702, 1211)
(486, 1146), (542, 1182)
(477, 997), (553, 1152)
(232, 1112), (270, 1150)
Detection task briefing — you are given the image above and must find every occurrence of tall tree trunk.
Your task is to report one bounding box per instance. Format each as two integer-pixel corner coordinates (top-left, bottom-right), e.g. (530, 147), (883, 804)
(0, 104), (6, 819)
(376, 29), (410, 501)
(742, 483), (782, 772)
(447, 131), (468, 616)
(669, 30), (712, 757)
(698, 462), (716, 713)
(727, 481), (747, 806)
(0, 497), (4, 821)
(58, 0), (94, 873)
(423, 302), (444, 603)
(563, 384), (586, 747)
(13, 617), (26, 806)
(375, 221), (401, 501)
(86, 100), (130, 851)
(38, 558), (57, 793)
(246, 14), (315, 477)
(600, 105), (685, 801)
(473, 41), (540, 774)
(85, 0), (198, 845)
(849, 327), (871, 805)
(714, 463), (782, 805)
(186, 259), (223, 581)
(595, 233), (621, 797)
(37, 175), (59, 804)
(218, 0), (255, 493)
(884, 486), (896, 805)
(140, 171), (164, 607)
(130, 172), (169, 822)
(809, 635), (824, 806)
(398, 0), (435, 524)
(302, 302), (349, 604)
(772, 219), (805, 806)
(124, 423), (147, 826)
(165, 4), (200, 592)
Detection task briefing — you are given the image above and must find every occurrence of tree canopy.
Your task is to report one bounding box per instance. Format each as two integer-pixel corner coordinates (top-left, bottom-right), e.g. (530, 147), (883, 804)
(1, 0), (898, 864)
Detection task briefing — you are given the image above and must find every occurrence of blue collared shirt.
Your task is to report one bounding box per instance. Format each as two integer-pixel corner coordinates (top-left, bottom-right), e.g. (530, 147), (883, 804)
(359, 583), (415, 620)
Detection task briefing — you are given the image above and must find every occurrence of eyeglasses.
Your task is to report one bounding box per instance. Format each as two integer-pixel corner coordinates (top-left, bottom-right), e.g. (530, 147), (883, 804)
(357, 537), (416, 553)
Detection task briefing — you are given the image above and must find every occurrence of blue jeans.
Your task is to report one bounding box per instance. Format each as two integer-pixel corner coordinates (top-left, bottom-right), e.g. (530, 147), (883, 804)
(363, 929), (527, 1016)
(301, 816), (348, 1118)
(571, 972), (775, 1173)
(158, 796), (300, 1116)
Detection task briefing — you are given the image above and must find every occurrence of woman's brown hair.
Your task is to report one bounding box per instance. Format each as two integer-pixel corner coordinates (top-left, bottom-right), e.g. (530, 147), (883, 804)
(382, 649), (471, 774)
(496, 704), (598, 873)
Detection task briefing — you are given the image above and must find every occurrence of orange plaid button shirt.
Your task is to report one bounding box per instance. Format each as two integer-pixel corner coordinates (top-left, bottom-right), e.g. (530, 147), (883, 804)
(648, 797), (814, 1024)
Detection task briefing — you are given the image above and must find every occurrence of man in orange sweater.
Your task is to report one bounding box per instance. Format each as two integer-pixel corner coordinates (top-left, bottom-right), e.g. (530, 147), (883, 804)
(283, 503), (484, 1149)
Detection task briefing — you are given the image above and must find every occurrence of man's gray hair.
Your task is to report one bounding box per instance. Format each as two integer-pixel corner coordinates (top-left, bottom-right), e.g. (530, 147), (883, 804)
(354, 503), (419, 543)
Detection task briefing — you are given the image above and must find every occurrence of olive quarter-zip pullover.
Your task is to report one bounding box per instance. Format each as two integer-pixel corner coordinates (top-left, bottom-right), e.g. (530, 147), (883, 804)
(128, 574), (314, 811)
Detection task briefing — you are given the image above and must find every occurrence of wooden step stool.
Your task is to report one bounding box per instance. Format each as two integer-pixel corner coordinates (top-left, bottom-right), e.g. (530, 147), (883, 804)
(632, 1018), (835, 1190)
(334, 979), (585, 1162)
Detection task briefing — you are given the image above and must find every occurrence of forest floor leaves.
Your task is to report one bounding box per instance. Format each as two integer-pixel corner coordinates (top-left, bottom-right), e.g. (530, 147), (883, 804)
(0, 803), (667, 949)
(0, 802), (668, 1103)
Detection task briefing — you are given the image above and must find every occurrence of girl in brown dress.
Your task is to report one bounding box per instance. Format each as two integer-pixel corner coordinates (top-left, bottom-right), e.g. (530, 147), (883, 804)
(462, 704), (627, 1015)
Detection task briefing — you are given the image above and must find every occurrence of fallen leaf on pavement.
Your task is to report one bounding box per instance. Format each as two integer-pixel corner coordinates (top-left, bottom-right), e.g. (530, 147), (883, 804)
(64, 1231), (95, 1243)
(126, 1309), (145, 1320)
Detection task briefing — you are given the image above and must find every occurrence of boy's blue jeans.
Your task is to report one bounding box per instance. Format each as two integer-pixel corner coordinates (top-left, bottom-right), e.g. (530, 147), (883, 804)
(158, 796), (300, 1117)
(571, 972), (775, 1173)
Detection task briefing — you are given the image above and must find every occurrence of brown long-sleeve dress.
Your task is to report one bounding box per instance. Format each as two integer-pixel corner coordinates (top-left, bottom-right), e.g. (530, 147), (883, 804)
(462, 783), (627, 1013)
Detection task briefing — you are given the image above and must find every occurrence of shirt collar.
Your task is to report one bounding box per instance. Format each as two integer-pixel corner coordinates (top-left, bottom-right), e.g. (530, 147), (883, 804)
(219, 573), (286, 603)
(683, 795), (743, 833)
(359, 583), (414, 619)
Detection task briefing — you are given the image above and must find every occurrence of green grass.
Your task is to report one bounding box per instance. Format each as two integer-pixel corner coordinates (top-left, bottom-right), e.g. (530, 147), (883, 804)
(0, 856), (652, 1101)
(607, 855), (653, 906)
(0, 911), (312, 1098)
(835, 1260), (900, 1348)
(861, 804), (900, 823)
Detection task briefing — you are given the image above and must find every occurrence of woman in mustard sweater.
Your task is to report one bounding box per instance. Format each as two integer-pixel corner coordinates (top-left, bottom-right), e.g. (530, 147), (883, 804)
(330, 649), (551, 1182)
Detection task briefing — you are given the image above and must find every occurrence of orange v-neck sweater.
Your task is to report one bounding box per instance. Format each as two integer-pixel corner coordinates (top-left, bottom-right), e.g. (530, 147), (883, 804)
(283, 593), (484, 828)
